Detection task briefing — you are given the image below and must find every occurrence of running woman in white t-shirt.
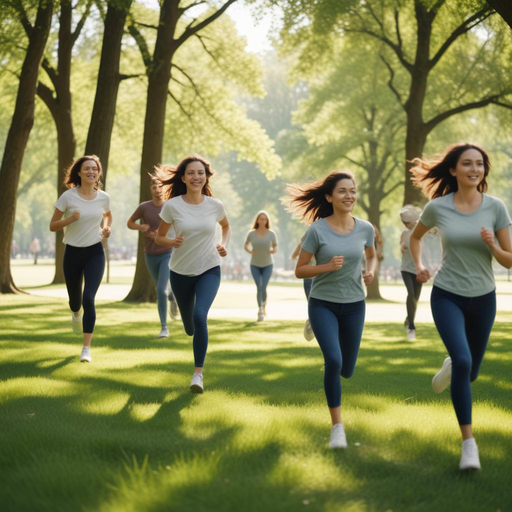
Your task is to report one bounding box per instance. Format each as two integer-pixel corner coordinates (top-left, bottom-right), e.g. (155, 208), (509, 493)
(154, 155), (231, 394)
(50, 155), (112, 363)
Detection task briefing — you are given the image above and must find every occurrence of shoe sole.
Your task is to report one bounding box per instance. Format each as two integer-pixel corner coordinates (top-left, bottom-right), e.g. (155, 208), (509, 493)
(80, 359), (90, 363)
(432, 358), (451, 394)
(190, 385), (204, 394)
(460, 463), (481, 470)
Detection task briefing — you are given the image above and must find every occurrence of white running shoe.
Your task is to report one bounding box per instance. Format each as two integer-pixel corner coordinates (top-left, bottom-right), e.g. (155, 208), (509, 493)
(158, 326), (169, 338)
(72, 311), (82, 335)
(80, 346), (91, 363)
(169, 298), (179, 320)
(460, 438), (481, 470)
(407, 329), (416, 341)
(329, 423), (347, 449)
(257, 308), (264, 322)
(190, 373), (204, 394)
(303, 319), (315, 342)
(432, 357), (452, 394)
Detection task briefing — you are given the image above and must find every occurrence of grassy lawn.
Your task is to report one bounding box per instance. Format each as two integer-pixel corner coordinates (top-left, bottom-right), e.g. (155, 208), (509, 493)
(1, 295), (511, 512)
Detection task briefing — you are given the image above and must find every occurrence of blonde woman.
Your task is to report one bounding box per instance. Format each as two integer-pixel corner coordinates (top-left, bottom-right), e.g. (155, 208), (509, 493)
(244, 211), (277, 321)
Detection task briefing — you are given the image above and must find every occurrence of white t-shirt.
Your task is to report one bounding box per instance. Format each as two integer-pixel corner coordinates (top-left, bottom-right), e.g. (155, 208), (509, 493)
(159, 195), (226, 276)
(54, 188), (111, 247)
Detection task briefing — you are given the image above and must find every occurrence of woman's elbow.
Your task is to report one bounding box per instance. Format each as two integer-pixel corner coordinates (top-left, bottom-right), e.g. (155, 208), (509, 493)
(155, 236), (163, 246)
(49, 223), (56, 232)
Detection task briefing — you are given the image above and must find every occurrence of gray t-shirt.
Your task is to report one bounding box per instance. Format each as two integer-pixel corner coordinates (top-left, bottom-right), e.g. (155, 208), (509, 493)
(301, 217), (375, 303)
(246, 230), (277, 268)
(400, 228), (417, 274)
(130, 201), (172, 255)
(420, 193), (511, 296)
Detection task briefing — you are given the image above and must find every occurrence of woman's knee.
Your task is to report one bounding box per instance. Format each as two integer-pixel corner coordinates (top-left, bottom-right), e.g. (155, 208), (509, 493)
(452, 354), (472, 376)
(324, 356), (342, 374)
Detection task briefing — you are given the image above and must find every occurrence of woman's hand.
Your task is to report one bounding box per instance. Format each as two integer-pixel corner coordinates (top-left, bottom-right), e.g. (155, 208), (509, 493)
(327, 255), (344, 271)
(101, 226), (111, 238)
(71, 210), (80, 222)
(171, 236), (184, 248)
(362, 270), (374, 285)
(481, 227), (495, 247)
(217, 244), (228, 257)
(145, 230), (157, 240)
(416, 265), (431, 283)
(140, 223), (150, 233)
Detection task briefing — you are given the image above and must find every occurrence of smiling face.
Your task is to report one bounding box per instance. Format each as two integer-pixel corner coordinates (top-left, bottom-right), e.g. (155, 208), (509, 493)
(256, 213), (268, 228)
(181, 160), (207, 192)
(450, 148), (486, 189)
(78, 159), (100, 186)
(326, 178), (357, 213)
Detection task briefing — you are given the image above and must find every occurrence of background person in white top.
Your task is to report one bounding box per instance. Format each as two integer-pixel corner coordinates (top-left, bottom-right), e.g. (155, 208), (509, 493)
(409, 143), (512, 471)
(49, 155), (112, 363)
(155, 155), (230, 394)
(244, 210), (277, 321)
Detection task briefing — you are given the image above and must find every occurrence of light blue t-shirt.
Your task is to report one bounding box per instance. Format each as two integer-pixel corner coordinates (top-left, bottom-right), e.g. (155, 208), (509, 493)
(301, 217), (375, 303)
(420, 193), (511, 297)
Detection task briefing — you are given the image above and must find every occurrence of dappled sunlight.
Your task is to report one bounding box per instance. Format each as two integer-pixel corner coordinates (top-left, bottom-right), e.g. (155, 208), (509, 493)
(129, 403), (162, 422)
(0, 377), (77, 404)
(76, 390), (131, 416)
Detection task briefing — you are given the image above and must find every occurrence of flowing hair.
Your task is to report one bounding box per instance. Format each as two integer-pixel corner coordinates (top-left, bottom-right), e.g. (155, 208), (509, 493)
(152, 154), (214, 200)
(286, 170), (357, 224)
(252, 210), (271, 229)
(410, 143), (490, 200)
(64, 155), (103, 190)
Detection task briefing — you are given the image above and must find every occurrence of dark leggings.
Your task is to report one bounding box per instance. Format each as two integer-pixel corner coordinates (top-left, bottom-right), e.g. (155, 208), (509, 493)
(304, 278), (312, 299)
(170, 266), (221, 367)
(430, 286), (496, 425)
(308, 297), (366, 408)
(401, 271), (422, 329)
(250, 264), (273, 307)
(63, 242), (105, 334)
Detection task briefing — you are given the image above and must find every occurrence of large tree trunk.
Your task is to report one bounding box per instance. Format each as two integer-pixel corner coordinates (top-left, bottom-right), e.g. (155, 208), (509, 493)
(366, 202), (382, 300)
(487, 0), (512, 29)
(0, 0), (54, 294)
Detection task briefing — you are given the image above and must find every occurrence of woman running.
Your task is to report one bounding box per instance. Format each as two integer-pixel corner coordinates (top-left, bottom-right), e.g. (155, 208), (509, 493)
(244, 210), (277, 321)
(409, 142), (512, 470)
(154, 155), (230, 394)
(49, 155), (112, 363)
(127, 178), (179, 339)
(289, 170), (377, 449)
(399, 205), (422, 341)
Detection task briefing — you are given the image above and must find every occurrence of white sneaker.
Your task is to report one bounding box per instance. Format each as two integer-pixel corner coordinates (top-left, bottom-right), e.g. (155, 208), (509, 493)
(460, 438), (481, 470)
(72, 311), (82, 335)
(80, 346), (91, 363)
(303, 319), (315, 341)
(169, 298), (179, 320)
(432, 357), (452, 394)
(329, 423), (347, 449)
(257, 308), (264, 322)
(407, 329), (416, 341)
(158, 326), (169, 338)
(190, 373), (204, 394)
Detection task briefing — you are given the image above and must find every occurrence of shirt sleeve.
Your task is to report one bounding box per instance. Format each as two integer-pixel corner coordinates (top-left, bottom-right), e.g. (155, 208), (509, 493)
(217, 200), (226, 222)
(494, 198), (512, 231)
(130, 204), (144, 222)
(419, 200), (437, 228)
(159, 201), (173, 224)
(103, 193), (111, 213)
(365, 224), (375, 248)
(54, 191), (68, 213)
(270, 231), (277, 244)
(301, 225), (319, 255)
(245, 231), (252, 244)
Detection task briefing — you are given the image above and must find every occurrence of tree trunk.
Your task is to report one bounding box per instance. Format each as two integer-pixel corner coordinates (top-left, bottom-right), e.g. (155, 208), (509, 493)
(366, 204), (382, 300)
(404, 121), (428, 205)
(487, 0), (512, 29)
(0, 0), (54, 294)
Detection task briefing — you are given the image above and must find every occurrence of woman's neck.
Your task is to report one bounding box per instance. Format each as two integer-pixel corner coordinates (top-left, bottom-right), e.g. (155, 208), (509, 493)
(256, 226), (268, 232)
(330, 209), (354, 229)
(79, 183), (96, 196)
(454, 185), (481, 205)
(182, 190), (203, 204)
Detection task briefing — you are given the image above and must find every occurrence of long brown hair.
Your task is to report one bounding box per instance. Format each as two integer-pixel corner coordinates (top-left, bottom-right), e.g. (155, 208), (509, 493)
(64, 155), (103, 189)
(252, 210), (271, 229)
(410, 143), (490, 200)
(286, 170), (357, 224)
(152, 154), (214, 200)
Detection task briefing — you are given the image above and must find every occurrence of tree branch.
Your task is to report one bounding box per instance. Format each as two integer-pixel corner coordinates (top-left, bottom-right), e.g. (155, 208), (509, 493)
(168, 88), (196, 127)
(382, 179), (404, 199)
(380, 54), (404, 107)
(127, 22), (152, 70)
(72, 0), (94, 44)
(12, 0), (33, 39)
(36, 81), (57, 119)
(41, 57), (58, 90)
(183, 0), (208, 12)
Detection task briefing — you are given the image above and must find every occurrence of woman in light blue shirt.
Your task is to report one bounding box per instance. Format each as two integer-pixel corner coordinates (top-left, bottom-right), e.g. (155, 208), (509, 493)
(409, 143), (512, 471)
(290, 170), (377, 450)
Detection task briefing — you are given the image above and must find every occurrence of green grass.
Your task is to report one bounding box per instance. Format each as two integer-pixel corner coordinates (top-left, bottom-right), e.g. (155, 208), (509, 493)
(1, 296), (511, 512)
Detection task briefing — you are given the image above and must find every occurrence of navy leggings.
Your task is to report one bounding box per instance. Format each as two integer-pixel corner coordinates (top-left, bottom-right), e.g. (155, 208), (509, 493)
(308, 297), (366, 408)
(430, 286), (496, 425)
(304, 278), (312, 299)
(401, 271), (422, 329)
(170, 266), (221, 367)
(145, 251), (172, 327)
(250, 264), (273, 307)
(63, 242), (105, 334)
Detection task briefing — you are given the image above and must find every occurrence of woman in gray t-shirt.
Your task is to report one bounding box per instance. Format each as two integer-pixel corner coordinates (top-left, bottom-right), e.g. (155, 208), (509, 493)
(409, 142), (512, 471)
(288, 170), (377, 450)
(244, 211), (277, 322)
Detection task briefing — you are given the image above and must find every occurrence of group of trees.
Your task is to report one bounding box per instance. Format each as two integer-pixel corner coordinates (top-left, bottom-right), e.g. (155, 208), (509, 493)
(1, 0), (512, 300)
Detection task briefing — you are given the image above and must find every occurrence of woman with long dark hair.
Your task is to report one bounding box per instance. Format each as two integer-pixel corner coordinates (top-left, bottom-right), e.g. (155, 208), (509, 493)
(244, 210), (277, 321)
(154, 155), (230, 394)
(409, 142), (512, 470)
(289, 170), (377, 449)
(49, 155), (112, 363)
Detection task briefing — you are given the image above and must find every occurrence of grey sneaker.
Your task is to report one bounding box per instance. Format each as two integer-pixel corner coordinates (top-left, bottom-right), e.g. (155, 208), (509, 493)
(169, 297), (179, 320)
(158, 326), (169, 338)
(190, 373), (204, 394)
(80, 346), (91, 363)
(303, 319), (315, 341)
(72, 311), (82, 335)
(329, 423), (347, 449)
(257, 308), (264, 322)
(460, 438), (481, 470)
(432, 357), (452, 394)
(407, 329), (416, 341)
